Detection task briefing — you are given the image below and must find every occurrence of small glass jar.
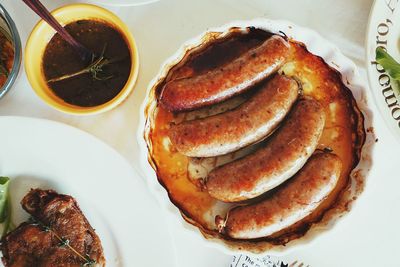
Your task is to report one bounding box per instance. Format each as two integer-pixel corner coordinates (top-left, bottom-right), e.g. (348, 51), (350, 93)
(0, 4), (21, 99)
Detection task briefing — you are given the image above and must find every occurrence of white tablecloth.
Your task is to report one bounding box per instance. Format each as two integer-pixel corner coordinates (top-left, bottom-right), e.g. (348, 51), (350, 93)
(2, 0), (398, 266)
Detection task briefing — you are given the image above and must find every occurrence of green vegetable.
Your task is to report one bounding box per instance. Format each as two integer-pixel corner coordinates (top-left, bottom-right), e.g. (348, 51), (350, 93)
(376, 47), (400, 80)
(0, 177), (11, 237)
(2, 197), (12, 237)
(0, 177), (10, 222)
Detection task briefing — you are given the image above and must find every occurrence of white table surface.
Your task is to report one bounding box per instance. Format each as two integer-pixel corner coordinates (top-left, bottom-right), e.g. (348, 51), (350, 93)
(2, 0), (400, 266)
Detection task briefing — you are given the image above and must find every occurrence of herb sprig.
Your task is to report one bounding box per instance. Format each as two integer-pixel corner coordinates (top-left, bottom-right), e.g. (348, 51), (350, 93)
(47, 44), (114, 83)
(30, 217), (97, 267)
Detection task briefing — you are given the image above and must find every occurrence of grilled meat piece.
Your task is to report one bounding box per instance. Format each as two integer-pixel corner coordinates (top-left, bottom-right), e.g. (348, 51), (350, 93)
(1, 189), (105, 267)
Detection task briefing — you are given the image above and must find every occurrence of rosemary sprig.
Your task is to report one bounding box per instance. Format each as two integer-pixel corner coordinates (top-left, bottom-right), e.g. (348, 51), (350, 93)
(30, 217), (97, 266)
(83, 257), (97, 266)
(47, 44), (114, 83)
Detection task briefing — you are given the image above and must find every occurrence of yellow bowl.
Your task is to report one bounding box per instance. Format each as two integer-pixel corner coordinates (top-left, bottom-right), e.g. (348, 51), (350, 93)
(25, 3), (139, 115)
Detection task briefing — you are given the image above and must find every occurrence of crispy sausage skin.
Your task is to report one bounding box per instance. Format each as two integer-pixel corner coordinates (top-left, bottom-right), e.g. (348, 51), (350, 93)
(206, 98), (326, 202)
(159, 35), (290, 112)
(169, 75), (299, 157)
(216, 153), (342, 239)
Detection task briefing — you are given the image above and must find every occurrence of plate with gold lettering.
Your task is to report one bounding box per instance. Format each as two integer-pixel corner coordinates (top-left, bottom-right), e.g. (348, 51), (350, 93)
(366, 0), (400, 139)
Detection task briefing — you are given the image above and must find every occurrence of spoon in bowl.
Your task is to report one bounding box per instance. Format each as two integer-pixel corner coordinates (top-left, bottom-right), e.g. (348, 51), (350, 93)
(22, 0), (93, 63)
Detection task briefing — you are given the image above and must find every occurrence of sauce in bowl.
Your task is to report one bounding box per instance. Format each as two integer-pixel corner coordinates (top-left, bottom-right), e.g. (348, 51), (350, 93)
(42, 19), (131, 107)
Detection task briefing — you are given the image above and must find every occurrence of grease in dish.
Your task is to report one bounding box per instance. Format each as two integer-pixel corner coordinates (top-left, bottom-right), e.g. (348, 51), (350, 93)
(1, 189), (105, 266)
(146, 28), (365, 251)
(43, 19), (131, 107)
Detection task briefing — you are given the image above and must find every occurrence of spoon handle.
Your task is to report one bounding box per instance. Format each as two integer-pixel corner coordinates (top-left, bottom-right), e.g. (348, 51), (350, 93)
(22, 0), (92, 62)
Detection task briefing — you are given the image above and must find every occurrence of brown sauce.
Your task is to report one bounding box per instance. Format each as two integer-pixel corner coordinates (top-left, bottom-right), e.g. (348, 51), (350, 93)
(147, 27), (366, 250)
(42, 19), (131, 107)
(0, 30), (14, 88)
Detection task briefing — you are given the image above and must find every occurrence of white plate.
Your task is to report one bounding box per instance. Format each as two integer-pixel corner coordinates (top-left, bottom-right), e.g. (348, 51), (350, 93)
(138, 18), (374, 255)
(87, 0), (160, 7)
(0, 116), (175, 267)
(366, 0), (400, 141)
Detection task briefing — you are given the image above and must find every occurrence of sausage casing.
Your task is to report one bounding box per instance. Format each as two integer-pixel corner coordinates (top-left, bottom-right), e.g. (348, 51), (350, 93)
(206, 98), (326, 202)
(217, 153), (342, 239)
(169, 75), (299, 157)
(160, 35), (290, 112)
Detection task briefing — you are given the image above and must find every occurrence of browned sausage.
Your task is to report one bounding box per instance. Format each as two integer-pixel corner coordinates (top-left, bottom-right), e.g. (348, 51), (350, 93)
(169, 75), (299, 157)
(160, 35), (290, 112)
(206, 98), (326, 202)
(216, 153), (342, 239)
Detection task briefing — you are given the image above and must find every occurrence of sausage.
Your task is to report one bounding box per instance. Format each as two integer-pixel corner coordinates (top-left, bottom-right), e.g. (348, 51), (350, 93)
(206, 98), (326, 202)
(216, 153), (342, 239)
(159, 35), (290, 112)
(169, 75), (299, 157)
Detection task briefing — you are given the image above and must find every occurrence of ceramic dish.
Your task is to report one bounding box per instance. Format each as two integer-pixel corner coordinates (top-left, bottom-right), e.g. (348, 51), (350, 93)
(366, 0), (400, 141)
(0, 116), (175, 266)
(24, 3), (139, 115)
(0, 4), (21, 99)
(138, 18), (374, 255)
